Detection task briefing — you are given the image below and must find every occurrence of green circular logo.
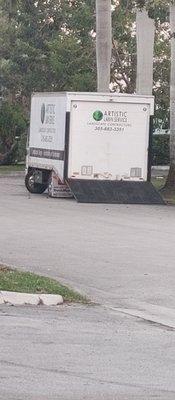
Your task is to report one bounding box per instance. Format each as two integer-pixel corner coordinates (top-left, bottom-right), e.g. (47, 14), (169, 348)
(93, 110), (103, 121)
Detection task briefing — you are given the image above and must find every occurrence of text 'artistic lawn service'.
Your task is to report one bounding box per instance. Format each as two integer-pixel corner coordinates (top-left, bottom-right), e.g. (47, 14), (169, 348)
(91, 108), (132, 134)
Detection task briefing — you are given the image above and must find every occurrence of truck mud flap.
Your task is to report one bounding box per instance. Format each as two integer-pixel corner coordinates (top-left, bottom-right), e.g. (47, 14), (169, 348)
(66, 179), (165, 205)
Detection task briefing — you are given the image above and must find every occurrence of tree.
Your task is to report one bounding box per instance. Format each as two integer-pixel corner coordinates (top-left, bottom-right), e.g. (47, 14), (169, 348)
(0, 0), (97, 162)
(134, 0), (175, 190)
(0, 0), (174, 168)
(48, 0), (96, 92)
(111, 2), (136, 93)
(0, 0), (97, 103)
(135, 1), (170, 131)
(96, 0), (112, 91)
(0, 101), (28, 165)
(145, 0), (175, 189)
(111, 0), (170, 132)
(165, 2), (175, 189)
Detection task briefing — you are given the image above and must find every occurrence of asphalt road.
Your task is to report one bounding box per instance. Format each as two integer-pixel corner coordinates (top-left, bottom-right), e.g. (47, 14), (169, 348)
(1, 175), (175, 399)
(0, 175), (175, 310)
(1, 304), (175, 400)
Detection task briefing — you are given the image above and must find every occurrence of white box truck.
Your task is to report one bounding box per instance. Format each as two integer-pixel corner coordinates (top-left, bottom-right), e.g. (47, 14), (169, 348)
(25, 92), (164, 204)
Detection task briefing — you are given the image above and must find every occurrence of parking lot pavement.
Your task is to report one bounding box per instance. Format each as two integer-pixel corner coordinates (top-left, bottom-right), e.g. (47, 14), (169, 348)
(1, 176), (175, 399)
(0, 303), (175, 400)
(0, 175), (175, 312)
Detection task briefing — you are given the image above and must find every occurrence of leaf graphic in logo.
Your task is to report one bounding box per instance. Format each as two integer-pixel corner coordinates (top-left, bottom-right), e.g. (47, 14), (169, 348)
(41, 103), (45, 124)
(93, 110), (103, 121)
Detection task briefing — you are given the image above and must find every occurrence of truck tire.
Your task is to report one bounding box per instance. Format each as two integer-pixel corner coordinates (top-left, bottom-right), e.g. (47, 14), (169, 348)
(25, 171), (48, 194)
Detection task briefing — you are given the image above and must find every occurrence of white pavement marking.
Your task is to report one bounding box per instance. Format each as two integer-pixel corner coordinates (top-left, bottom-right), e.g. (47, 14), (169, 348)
(108, 301), (175, 329)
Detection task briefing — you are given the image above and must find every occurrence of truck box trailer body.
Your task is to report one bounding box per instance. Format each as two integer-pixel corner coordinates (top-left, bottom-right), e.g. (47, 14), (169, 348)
(25, 92), (164, 204)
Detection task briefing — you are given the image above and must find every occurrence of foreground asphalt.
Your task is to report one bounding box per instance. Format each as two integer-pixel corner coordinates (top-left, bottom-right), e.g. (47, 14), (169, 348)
(0, 175), (175, 399)
(0, 304), (175, 400)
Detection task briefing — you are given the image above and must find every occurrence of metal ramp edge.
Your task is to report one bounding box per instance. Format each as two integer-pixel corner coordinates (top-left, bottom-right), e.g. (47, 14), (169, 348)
(66, 179), (165, 205)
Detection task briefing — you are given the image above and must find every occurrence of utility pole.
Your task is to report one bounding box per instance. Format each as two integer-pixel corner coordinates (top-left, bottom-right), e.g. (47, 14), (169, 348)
(136, 9), (155, 95)
(96, 0), (112, 92)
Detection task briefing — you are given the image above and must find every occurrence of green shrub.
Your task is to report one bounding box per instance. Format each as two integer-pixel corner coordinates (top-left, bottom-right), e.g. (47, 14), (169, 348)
(152, 134), (170, 166)
(0, 101), (28, 164)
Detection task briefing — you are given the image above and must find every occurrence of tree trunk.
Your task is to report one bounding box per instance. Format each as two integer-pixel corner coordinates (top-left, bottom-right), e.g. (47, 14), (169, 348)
(8, 0), (16, 20)
(96, 0), (112, 92)
(136, 9), (155, 95)
(165, 4), (175, 188)
(0, 143), (17, 166)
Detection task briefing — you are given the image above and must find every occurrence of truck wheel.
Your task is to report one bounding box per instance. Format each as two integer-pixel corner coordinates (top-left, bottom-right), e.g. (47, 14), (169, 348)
(25, 171), (47, 194)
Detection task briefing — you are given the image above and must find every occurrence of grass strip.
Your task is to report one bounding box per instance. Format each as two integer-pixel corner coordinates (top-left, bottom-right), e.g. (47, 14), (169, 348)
(0, 164), (25, 174)
(0, 266), (88, 303)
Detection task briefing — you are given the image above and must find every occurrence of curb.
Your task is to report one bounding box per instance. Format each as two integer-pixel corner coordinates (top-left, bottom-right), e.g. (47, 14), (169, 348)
(0, 291), (63, 306)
